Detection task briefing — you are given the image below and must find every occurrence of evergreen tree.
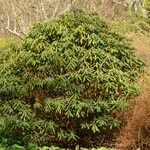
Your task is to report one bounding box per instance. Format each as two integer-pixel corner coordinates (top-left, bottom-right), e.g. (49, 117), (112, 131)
(0, 10), (142, 147)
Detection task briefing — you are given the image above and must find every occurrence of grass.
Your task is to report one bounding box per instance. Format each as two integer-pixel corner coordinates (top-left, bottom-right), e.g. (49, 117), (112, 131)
(0, 36), (14, 49)
(126, 32), (150, 90)
(116, 31), (150, 150)
(0, 36), (20, 62)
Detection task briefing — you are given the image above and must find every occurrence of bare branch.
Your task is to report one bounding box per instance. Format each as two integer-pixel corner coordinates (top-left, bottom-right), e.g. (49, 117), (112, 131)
(5, 13), (24, 39)
(41, 2), (48, 20)
(51, 3), (58, 18)
(6, 27), (24, 39)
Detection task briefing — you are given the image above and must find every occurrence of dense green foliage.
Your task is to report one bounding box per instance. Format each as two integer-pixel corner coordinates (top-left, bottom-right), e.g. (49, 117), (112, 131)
(0, 10), (142, 147)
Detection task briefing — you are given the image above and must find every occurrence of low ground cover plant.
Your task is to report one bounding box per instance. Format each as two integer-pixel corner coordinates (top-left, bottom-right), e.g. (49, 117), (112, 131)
(0, 144), (113, 150)
(0, 10), (142, 148)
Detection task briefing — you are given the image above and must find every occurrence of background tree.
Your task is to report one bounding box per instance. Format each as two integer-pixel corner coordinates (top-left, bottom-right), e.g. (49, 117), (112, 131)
(0, 0), (138, 38)
(0, 0), (78, 38)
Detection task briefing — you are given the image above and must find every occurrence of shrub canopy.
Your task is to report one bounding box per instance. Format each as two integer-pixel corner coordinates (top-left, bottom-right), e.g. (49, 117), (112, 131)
(0, 10), (142, 147)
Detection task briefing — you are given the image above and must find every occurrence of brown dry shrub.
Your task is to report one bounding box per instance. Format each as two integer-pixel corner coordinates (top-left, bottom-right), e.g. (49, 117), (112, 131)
(116, 91), (150, 150)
